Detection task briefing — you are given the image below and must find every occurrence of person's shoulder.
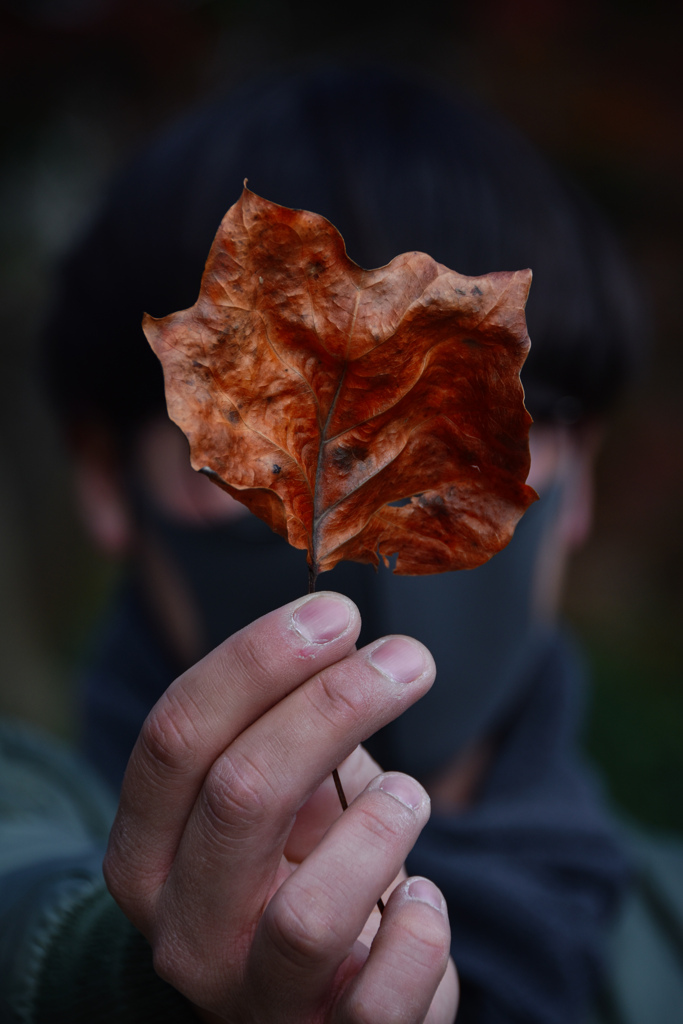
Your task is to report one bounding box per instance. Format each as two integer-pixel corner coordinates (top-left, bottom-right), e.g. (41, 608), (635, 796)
(0, 717), (116, 868)
(588, 824), (683, 1024)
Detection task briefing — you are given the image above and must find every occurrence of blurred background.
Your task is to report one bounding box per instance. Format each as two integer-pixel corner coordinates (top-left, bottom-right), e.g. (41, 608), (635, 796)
(1, 0), (681, 832)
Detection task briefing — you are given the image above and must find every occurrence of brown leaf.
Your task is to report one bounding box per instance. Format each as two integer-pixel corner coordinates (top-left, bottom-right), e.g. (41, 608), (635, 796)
(143, 187), (537, 577)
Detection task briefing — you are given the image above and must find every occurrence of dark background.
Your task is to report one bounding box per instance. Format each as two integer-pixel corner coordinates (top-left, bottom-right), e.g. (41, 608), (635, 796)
(1, 0), (682, 831)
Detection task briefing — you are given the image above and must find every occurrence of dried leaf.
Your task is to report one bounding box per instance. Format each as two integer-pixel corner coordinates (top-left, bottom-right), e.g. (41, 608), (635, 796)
(143, 187), (537, 577)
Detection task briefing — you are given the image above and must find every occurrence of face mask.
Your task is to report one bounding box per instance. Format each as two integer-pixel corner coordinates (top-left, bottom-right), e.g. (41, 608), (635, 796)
(367, 481), (564, 778)
(133, 496), (379, 659)
(135, 480), (564, 778)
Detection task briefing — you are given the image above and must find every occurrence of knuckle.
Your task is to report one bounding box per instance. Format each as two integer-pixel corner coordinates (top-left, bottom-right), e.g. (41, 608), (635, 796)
(308, 665), (369, 731)
(200, 749), (275, 833)
(137, 697), (199, 780)
(403, 913), (451, 967)
(265, 887), (342, 968)
(222, 630), (277, 698)
(359, 799), (409, 848)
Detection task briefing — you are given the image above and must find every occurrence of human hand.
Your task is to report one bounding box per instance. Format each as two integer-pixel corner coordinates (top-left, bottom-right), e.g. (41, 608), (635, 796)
(104, 592), (458, 1022)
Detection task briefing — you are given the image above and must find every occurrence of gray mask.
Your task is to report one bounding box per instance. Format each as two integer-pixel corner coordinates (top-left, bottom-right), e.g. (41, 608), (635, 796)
(367, 482), (564, 778)
(139, 481), (563, 780)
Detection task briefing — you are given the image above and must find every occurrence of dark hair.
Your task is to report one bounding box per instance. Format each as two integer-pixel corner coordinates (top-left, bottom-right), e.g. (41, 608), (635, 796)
(43, 64), (645, 449)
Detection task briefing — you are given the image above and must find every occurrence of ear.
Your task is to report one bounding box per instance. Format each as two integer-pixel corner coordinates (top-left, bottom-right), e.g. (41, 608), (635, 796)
(557, 424), (603, 551)
(530, 423), (602, 621)
(72, 432), (133, 556)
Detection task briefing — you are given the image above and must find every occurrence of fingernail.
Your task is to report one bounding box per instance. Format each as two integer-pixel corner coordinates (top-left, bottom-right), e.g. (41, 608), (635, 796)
(407, 878), (445, 912)
(292, 594), (351, 644)
(368, 637), (426, 684)
(377, 773), (425, 811)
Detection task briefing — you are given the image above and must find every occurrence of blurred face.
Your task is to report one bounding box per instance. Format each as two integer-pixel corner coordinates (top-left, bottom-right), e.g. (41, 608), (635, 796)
(74, 415), (597, 665)
(73, 414), (599, 807)
(135, 417), (594, 524)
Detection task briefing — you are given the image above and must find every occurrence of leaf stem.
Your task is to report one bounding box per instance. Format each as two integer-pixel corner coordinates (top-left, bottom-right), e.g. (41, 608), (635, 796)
(308, 560), (384, 916)
(308, 562), (319, 595)
(332, 767), (348, 810)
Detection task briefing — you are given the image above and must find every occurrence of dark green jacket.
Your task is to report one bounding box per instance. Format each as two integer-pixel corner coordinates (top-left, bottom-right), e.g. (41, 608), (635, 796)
(1, 720), (682, 1023)
(0, 721), (196, 1022)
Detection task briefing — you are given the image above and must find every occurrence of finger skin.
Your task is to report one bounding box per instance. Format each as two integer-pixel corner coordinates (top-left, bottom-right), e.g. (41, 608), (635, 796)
(243, 773), (431, 1020)
(284, 744), (383, 863)
(105, 592), (360, 918)
(146, 637), (434, 991)
(334, 878), (457, 1024)
(103, 594), (455, 1022)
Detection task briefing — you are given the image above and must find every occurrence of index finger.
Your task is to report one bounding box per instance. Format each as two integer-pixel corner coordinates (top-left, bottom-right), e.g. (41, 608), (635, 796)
(105, 592), (360, 911)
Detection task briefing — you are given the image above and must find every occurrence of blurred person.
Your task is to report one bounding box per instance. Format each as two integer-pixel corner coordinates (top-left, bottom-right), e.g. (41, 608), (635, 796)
(6, 64), (649, 1022)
